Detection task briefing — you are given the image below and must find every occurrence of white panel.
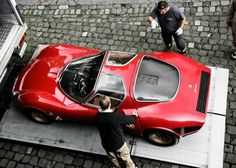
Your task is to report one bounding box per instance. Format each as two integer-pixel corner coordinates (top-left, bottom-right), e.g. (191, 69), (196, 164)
(208, 115), (226, 168)
(131, 113), (226, 168)
(18, 42), (27, 57)
(0, 104), (101, 153)
(131, 114), (212, 167)
(0, 103), (134, 156)
(207, 67), (229, 115)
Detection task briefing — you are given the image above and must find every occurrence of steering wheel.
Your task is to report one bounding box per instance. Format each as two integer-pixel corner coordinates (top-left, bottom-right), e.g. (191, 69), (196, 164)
(72, 73), (87, 96)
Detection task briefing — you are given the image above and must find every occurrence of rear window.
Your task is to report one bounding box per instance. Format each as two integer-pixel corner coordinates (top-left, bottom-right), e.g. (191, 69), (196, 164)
(106, 51), (136, 65)
(134, 56), (179, 101)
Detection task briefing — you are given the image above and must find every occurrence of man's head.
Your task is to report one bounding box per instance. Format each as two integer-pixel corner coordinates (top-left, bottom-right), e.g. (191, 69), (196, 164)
(157, 1), (169, 14)
(99, 95), (111, 110)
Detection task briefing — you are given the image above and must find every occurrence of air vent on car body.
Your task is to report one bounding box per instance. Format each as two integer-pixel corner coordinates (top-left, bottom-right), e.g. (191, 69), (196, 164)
(196, 71), (210, 113)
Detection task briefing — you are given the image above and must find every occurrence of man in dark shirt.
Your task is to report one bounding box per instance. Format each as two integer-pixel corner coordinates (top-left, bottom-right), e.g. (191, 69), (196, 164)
(147, 1), (187, 54)
(95, 95), (138, 168)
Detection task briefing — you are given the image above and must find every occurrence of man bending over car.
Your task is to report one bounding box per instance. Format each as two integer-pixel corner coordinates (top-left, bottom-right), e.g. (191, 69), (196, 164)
(95, 95), (138, 168)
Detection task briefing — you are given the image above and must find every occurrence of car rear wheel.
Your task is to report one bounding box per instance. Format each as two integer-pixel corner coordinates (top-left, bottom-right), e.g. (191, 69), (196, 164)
(30, 110), (53, 124)
(144, 129), (179, 146)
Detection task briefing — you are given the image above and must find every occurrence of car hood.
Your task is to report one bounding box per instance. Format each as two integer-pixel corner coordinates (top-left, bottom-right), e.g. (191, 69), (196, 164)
(14, 57), (64, 95)
(14, 44), (102, 96)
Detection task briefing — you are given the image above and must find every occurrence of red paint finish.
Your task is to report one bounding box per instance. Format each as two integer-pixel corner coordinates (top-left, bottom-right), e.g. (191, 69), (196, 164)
(13, 44), (211, 139)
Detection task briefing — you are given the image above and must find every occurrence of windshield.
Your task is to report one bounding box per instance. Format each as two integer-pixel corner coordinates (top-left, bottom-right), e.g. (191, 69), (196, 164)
(59, 51), (106, 102)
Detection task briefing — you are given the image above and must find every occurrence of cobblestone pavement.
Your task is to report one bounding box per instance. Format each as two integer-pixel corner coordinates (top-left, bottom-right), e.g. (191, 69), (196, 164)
(0, 0), (236, 167)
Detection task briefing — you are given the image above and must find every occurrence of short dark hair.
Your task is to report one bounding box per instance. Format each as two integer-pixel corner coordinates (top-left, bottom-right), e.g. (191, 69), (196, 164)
(99, 95), (111, 110)
(158, 1), (169, 10)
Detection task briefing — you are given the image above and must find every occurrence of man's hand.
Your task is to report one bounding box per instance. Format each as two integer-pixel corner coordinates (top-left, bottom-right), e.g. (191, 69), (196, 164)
(126, 124), (135, 129)
(176, 27), (183, 35)
(133, 110), (139, 117)
(151, 20), (158, 29)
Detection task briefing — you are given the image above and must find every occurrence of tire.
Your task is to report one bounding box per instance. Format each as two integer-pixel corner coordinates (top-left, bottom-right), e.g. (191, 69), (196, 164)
(29, 109), (53, 124)
(144, 129), (179, 146)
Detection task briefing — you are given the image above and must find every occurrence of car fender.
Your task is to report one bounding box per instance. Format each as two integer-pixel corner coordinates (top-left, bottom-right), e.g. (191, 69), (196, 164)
(143, 126), (181, 138)
(18, 91), (64, 116)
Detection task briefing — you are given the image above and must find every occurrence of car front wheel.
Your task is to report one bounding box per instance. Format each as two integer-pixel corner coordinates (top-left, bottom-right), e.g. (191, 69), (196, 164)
(29, 110), (53, 124)
(144, 129), (179, 146)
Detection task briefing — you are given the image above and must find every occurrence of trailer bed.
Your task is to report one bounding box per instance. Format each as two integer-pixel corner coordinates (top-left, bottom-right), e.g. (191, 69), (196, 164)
(0, 65), (228, 168)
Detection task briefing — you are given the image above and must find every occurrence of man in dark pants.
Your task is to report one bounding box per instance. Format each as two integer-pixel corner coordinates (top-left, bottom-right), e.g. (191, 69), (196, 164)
(95, 96), (138, 168)
(226, 0), (236, 59)
(147, 0), (187, 54)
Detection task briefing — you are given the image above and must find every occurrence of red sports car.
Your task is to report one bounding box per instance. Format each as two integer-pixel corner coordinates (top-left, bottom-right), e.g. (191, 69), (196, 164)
(13, 44), (211, 146)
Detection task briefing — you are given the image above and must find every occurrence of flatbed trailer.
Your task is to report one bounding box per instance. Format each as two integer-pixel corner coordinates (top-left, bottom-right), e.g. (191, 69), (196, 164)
(0, 46), (229, 168)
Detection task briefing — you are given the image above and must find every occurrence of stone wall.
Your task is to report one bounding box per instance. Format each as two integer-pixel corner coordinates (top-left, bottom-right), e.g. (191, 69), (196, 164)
(20, 0), (233, 67)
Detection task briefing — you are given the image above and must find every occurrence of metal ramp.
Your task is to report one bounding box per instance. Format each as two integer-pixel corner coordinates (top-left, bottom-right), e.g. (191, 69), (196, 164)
(0, 67), (228, 168)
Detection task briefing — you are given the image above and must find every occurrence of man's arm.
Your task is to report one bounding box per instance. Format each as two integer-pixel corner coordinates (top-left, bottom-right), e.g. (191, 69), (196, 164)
(179, 16), (186, 29)
(173, 7), (186, 35)
(176, 17), (186, 35)
(148, 16), (158, 29)
(147, 6), (158, 28)
(116, 112), (138, 125)
(147, 16), (154, 24)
